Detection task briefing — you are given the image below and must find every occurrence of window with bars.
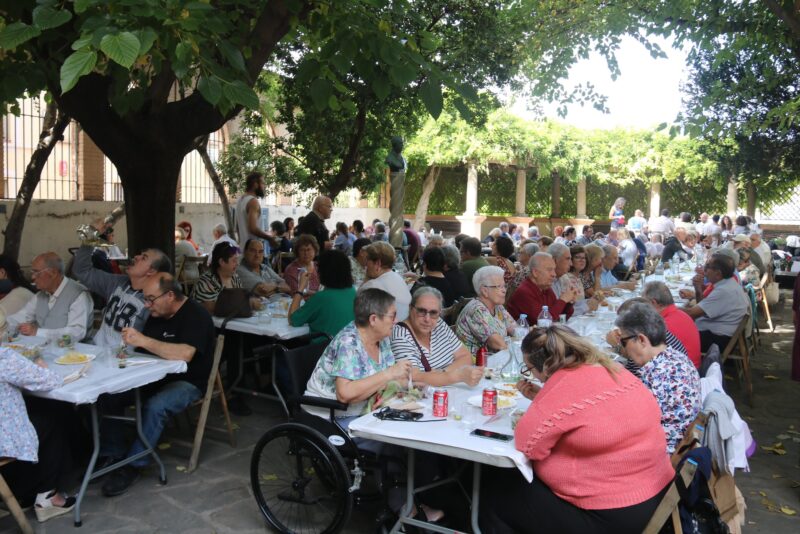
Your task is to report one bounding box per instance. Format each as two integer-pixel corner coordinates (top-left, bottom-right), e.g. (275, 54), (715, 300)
(2, 94), (78, 200)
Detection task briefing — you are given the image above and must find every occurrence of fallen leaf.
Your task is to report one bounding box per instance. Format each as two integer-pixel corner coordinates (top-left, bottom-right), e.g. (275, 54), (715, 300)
(176, 466), (186, 472)
(777, 434), (791, 440)
(231, 423), (240, 430)
(781, 506), (797, 516)
(158, 442), (171, 450)
(772, 474), (784, 479)
(261, 473), (278, 481)
(764, 375), (780, 380)
(787, 430), (800, 435)
(790, 425), (796, 430)
(724, 374), (735, 380)
(791, 481), (800, 488)
(759, 491), (768, 497)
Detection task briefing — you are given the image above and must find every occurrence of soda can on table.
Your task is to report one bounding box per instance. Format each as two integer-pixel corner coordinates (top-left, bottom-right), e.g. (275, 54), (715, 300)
(482, 388), (498, 416)
(475, 346), (487, 367)
(432, 388), (448, 417)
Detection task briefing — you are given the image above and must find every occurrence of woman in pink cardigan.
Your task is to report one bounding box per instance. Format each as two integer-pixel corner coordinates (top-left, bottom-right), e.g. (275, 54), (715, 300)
(480, 325), (675, 534)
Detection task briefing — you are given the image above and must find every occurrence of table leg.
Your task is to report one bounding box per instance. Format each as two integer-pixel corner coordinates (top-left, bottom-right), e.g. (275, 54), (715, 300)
(134, 388), (167, 485)
(471, 462), (482, 534)
(73, 404), (100, 527)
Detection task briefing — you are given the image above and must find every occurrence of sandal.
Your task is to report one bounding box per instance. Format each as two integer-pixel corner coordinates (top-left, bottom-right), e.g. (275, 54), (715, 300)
(34, 490), (76, 523)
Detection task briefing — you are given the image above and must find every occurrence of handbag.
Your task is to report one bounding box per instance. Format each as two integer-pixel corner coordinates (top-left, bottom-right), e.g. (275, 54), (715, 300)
(214, 288), (252, 318)
(764, 281), (779, 305)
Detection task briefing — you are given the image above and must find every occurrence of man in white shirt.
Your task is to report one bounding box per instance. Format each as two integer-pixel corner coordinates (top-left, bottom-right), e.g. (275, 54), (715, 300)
(7, 252), (93, 341)
(749, 232), (772, 270)
(704, 215), (722, 246)
(695, 213), (709, 236)
(207, 223), (239, 265)
(648, 209), (676, 237)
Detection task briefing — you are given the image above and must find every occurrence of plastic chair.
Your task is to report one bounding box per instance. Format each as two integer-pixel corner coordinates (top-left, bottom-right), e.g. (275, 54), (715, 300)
(0, 458), (34, 534)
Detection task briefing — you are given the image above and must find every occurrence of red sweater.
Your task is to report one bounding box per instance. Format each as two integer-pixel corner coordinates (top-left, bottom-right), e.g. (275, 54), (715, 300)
(506, 278), (572, 322)
(515, 364), (674, 509)
(661, 304), (701, 368)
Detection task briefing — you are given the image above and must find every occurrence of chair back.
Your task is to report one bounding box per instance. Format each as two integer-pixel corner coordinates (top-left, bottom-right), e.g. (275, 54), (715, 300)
(442, 297), (473, 325)
(275, 338), (331, 411)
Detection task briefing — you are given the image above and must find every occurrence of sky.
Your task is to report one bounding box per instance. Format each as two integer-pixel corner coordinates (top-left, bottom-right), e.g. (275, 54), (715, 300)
(511, 35), (690, 131)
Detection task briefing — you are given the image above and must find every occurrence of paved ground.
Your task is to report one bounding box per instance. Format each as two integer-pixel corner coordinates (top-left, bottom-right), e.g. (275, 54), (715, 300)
(2, 294), (799, 533)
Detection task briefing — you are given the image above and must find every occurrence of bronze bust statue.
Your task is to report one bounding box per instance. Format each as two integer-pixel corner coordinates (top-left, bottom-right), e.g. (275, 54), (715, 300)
(385, 135), (406, 172)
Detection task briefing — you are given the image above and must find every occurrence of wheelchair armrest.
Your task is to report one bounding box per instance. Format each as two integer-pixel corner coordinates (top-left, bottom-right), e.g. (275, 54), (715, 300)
(296, 395), (349, 412)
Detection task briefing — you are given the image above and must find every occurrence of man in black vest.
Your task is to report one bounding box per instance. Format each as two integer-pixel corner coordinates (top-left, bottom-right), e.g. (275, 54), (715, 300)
(296, 195), (333, 251)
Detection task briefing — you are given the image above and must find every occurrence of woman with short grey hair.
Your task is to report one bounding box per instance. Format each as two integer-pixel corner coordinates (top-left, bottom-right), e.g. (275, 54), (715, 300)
(455, 265), (516, 354)
(441, 244), (471, 300)
(391, 287), (482, 386)
(613, 303), (701, 453)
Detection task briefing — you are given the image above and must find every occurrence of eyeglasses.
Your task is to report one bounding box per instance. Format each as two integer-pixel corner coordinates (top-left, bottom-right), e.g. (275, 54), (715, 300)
(619, 334), (638, 347)
(413, 306), (440, 318)
(377, 312), (397, 321)
(144, 292), (169, 306)
(30, 267), (51, 277)
(520, 364), (533, 378)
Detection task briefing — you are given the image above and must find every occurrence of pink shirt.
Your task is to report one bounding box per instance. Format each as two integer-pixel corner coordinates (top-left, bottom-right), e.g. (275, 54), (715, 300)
(515, 364), (674, 509)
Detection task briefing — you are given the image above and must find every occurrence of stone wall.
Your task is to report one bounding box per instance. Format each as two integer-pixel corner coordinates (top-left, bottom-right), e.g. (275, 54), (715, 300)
(0, 199), (389, 267)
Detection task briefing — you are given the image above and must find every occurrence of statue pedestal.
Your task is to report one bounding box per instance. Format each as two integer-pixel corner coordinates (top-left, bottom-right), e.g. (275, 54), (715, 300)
(456, 213), (487, 238)
(389, 170), (405, 247)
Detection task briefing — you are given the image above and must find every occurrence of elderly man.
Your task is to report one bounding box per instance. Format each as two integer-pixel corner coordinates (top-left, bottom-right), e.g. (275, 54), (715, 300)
(460, 237), (489, 297)
(649, 209), (676, 237)
(6, 252), (93, 341)
(441, 244), (471, 300)
(74, 226), (172, 347)
(729, 234), (766, 277)
(549, 243), (598, 315)
(507, 252), (577, 322)
(661, 226), (689, 263)
(499, 221), (511, 239)
(296, 195), (333, 251)
(234, 172), (275, 249)
(402, 219), (421, 265)
(642, 281), (701, 368)
(683, 254), (750, 352)
(599, 245), (637, 290)
(628, 209), (648, 234)
(527, 225), (540, 241)
(99, 273), (214, 497)
(237, 238), (290, 296)
(696, 213), (710, 236)
(576, 225), (593, 246)
(207, 223), (239, 266)
(748, 232), (772, 272)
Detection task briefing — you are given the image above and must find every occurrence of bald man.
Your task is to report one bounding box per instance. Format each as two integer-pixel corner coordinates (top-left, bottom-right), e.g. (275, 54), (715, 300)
(7, 252), (93, 341)
(296, 195), (333, 251)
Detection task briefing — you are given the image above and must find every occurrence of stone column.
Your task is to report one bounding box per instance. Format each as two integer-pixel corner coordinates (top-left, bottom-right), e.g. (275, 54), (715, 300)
(649, 181), (661, 220)
(726, 174), (738, 216)
(550, 172), (561, 218)
(456, 163), (485, 237)
(77, 129), (104, 200)
(576, 177), (587, 218)
(389, 170), (405, 246)
(515, 167), (527, 216)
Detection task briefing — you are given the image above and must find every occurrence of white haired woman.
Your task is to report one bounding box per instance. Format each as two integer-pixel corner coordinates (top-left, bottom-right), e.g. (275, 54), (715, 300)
(455, 266), (516, 354)
(391, 287), (483, 387)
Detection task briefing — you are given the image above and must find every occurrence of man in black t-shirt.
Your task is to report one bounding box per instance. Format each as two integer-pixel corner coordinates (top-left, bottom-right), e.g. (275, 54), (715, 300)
(99, 273), (214, 497)
(295, 195), (333, 251)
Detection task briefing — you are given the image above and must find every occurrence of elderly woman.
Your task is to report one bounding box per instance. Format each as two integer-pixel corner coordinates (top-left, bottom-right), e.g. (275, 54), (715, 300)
(427, 234), (445, 248)
(391, 287), (483, 387)
(455, 266), (516, 354)
(614, 303), (701, 453)
(290, 250), (356, 338)
(192, 241), (256, 314)
(486, 235), (517, 286)
(283, 234), (321, 295)
(737, 248), (761, 285)
(480, 325), (674, 533)
(507, 243), (539, 302)
(360, 242), (412, 321)
(576, 244), (604, 298)
(304, 288), (412, 420)
(350, 237), (371, 286)
(441, 245), (470, 300)
(0, 255), (34, 331)
(0, 348), (76, 521)
(174, 227), (200, 281)
(417, 247), (456, 307)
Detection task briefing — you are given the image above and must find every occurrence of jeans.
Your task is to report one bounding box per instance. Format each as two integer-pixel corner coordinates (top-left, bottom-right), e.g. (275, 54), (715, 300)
(99, 380), (202, 467)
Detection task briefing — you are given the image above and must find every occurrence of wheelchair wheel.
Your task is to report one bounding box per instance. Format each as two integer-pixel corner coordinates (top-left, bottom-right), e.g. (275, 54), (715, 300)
(251, 422), (353, 533)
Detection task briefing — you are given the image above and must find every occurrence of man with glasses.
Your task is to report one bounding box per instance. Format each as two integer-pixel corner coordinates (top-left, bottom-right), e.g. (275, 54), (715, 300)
(74, 224), (172, 348)
(683, 254), (750, 352)
(236, 238), (289, 296)
(6, 252), (93, 341)
(507, 252), (578, 322)
(98, 273), (214, 497)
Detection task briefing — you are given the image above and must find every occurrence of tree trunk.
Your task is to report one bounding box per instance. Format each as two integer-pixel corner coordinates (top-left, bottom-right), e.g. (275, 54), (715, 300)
(326, 101), (369, 200)
(413, 165), (440, 232)
(745, 180), (756, 218)
(194, 135), (235, 238)
(2, 102), (70, 261)
(550, 171), (561, 218)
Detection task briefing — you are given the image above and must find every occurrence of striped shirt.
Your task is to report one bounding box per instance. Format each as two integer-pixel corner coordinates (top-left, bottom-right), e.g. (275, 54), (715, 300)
(191, 272), (243, 303)
(390, 319), (463, 370)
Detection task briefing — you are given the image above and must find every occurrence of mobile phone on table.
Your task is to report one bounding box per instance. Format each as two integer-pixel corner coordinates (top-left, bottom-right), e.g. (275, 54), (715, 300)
(471, 429), (513, 442)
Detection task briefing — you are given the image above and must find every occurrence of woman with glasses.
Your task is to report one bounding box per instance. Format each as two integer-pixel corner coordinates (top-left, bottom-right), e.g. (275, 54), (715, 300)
(359, 242), (412, 321)
(192, 241), (249, 314)
(613, 303), (701, 454)
(480, 325), (674, 534)
(455, 266), (516, 355)
(391, 287), (483, 387)
(283, 234), (321, 296)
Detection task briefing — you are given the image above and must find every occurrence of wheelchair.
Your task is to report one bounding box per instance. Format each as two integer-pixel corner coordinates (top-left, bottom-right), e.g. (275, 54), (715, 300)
(249, 338), (397, 533)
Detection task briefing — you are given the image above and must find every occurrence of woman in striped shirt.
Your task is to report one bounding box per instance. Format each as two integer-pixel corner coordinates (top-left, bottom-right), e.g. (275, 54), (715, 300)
(390, 287), (483, 387)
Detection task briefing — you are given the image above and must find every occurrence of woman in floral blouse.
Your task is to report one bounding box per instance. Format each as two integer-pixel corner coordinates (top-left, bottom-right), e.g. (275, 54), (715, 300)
(455, 266), (516, 355)
(614, 303), (701, 453)
(0, 347), (77, 521)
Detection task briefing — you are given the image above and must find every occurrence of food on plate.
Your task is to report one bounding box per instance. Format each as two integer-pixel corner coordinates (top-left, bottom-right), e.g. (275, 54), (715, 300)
(498, 389), (518, 398)
(56, 352), (91, 365)
(3, 344), (41, 359)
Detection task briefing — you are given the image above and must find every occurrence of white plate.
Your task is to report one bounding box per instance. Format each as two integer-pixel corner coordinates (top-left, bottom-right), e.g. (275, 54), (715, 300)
(468, 394), (517, 410)
(55, 352), (97, 365)
(495, 382), (523, 399)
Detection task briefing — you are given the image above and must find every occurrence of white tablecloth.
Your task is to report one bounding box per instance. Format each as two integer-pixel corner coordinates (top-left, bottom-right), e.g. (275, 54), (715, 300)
(349, 350), (534, 481)
(212, 315), (310, 340)
(7, 337), (187, 404)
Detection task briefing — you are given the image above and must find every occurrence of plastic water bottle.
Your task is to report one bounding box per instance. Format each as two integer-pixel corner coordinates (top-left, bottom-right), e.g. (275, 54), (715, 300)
(537, 306), (553, 328)
(515, 314), (530, 339)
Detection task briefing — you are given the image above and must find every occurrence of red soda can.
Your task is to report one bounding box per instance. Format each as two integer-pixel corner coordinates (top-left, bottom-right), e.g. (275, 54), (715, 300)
(432, 388), (448, 417)
(475, 346), (487, 367)
(482, 388), (498, 416)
